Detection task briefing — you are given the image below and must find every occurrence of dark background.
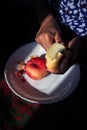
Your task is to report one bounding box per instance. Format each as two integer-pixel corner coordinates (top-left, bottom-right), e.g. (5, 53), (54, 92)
(0, 1), (87, 129)
(0, 0), (39, 78)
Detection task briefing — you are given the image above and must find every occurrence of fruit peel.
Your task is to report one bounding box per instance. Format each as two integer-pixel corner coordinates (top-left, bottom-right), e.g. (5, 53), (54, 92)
(25, 57), (48, 80)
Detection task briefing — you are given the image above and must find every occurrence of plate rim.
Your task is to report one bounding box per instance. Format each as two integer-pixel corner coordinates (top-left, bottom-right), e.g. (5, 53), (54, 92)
(4, 42), (81, 104)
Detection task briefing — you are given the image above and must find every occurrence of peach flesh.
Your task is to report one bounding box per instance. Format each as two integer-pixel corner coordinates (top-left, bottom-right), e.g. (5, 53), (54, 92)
(45, 43), (65, 73)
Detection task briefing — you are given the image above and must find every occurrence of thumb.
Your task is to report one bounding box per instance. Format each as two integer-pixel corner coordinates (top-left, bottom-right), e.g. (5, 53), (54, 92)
(59, 49), (74, 73)
(54, 33), (63, 43)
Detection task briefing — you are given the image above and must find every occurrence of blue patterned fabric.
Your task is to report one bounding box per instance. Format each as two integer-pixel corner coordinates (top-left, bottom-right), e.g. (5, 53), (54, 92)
(48, 0), (87, 36)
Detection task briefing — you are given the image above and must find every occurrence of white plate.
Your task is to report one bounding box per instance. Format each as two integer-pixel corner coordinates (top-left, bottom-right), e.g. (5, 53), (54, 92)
(4, 42), (80, 104)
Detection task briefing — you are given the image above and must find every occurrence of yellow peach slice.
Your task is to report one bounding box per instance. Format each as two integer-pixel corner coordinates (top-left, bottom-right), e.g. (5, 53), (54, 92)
(45, 43), (65, 73)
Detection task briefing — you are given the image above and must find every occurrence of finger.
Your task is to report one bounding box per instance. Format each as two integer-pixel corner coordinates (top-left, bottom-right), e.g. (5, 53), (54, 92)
(35, 32), (54, 50)
(59, 49), (73, 73)
(35, 36), (48, 50)
(44, 32), (54, 48)
(54, 32), (63, 43)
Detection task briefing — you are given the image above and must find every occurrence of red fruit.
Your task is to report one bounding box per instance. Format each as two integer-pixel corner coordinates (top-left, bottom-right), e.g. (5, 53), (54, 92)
(25, 57), (48, 80)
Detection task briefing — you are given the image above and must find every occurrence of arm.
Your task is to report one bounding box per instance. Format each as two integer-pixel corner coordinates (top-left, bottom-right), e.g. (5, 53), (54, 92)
(35, 14), (63, 50)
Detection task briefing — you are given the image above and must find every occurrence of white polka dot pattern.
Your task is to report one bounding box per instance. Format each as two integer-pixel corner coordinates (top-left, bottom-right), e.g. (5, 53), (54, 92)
(48, 0), (87, 36)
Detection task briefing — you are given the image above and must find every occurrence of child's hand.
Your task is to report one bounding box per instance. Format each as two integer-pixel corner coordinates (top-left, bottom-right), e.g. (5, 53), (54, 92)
(59, 36), (87, 73)
(35, 14), (63, 50)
